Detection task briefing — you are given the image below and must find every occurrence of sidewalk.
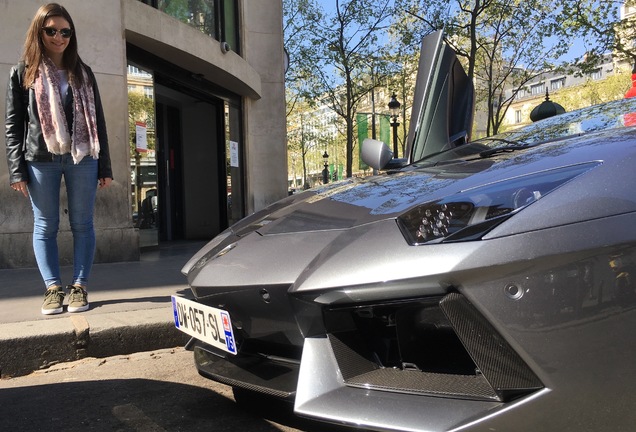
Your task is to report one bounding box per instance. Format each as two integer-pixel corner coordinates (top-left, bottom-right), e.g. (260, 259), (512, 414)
(0, 241), (206, 378)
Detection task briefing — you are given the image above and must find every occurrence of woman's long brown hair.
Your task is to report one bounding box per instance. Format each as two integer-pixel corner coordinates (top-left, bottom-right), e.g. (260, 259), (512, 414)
(20, 3), (85, 89)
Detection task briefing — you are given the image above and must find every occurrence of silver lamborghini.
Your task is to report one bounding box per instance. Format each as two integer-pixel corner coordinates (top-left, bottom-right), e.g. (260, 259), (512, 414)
(173, 30), (636, 431)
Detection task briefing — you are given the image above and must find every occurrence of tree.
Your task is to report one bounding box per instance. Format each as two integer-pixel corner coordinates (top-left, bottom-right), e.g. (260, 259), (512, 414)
(128, 91), (155, 155)
(284, 0), (395, 178)
(394, 0), (572, 136)
(286, 98), (335, 189)
(556, 0), (636, 73)
(474, 0), (573, 135)
(284, 0), (329, 185)
(282, 0), (317, 117)
(386, 10), (422, 156)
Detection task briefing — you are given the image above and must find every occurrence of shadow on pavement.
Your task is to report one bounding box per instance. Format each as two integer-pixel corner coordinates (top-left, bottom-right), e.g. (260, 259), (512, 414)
(0, 378), (351, 432)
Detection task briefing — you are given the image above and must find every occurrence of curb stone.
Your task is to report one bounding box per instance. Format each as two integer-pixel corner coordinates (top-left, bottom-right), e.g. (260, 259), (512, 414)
(0, 309), (188, 378)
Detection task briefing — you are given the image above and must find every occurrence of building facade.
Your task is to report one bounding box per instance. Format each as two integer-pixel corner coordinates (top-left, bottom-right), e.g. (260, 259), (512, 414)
(503, 55), (630, 130)
(0, 0), (287, 268)
(504, 0), (636, 130)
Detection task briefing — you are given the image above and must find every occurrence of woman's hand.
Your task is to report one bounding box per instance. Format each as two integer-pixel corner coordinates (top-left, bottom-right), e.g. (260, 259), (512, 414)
(98, 177), (112, 189)
(11, 181), (28, 197)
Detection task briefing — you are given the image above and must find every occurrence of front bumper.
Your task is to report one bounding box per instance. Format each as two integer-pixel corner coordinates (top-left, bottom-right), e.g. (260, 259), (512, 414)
(186, 213), (636, 431)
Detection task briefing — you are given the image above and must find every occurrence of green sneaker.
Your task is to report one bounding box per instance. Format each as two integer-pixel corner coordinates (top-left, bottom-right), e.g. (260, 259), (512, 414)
(67, 285), (89, 313)
(41, 286), (65, 315)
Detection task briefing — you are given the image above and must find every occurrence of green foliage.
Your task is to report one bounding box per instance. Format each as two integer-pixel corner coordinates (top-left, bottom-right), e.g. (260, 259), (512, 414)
(128, 91), (156, 155)
(284, 0), (636, 173)
(393, 0), (577, 135)
(552, 66), (632, 110)
(159, 0), (190, 20)
(158, 0), (215, 36)
(556, 1), (636, 73)
(284, 0), (395, 178)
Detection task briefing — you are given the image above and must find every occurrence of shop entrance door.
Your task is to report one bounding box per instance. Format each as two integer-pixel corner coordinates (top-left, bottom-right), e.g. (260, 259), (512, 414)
(127, 53), (243, 250)
(154, 83), (227, 242)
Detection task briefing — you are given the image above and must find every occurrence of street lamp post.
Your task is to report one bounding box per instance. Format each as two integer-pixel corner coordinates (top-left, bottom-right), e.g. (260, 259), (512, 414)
(322, 151), (329, 184)
(388, 93), (401, 158)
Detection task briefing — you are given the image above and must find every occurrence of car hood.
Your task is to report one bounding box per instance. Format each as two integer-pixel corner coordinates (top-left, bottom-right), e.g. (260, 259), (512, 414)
(184, 127), (636, 293)
(250, 127), (623, 236)
(252, 159), (497, 236)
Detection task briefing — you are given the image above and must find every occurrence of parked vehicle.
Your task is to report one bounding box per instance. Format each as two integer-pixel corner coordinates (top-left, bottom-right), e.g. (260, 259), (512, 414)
(173, 30), (636, 431)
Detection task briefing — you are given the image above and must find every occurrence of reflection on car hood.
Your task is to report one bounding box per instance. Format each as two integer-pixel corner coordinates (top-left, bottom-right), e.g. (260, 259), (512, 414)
(256, 160), (494, 235)
(257, 127), (633, 235)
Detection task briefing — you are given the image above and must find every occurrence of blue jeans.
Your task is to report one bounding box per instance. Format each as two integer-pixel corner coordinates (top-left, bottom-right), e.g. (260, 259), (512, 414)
(27, 154), (98, 288)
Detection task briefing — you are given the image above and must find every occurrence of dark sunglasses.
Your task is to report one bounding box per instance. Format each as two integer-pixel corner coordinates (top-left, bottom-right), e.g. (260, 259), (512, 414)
(42, 27), (73, 38)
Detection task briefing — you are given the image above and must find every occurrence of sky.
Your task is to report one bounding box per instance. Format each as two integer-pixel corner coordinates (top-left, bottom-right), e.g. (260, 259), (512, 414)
(309, 0), (613, 64)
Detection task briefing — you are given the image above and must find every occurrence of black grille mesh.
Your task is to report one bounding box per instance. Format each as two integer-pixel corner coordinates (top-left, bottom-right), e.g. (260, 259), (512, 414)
(327, 292), (543, 402)
(347, 369), (499, 400)
(328, 332), (378, 380)
(440, 292), (543, 398)
(329, 333), (499, 401)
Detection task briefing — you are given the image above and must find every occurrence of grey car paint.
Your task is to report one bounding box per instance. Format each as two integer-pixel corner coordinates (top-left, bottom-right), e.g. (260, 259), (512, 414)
(179, 30), (636, 431)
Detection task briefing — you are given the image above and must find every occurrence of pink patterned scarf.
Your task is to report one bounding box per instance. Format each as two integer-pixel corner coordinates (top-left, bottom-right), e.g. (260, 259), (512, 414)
(34, 56), (100, 164)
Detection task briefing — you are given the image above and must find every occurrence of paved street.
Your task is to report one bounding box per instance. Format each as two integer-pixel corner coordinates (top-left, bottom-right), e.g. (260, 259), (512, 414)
(0, 242), (362, 431)
(0, 347), (353, 432)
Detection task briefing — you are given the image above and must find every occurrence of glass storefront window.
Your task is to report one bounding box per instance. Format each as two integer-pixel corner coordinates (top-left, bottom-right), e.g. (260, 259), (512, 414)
(225, 101), (243, 227)
(128, 64), (159, 248)
(139, 0), (239, 54)
(221, 0), (238, 53)
(158, 0), (216, 38)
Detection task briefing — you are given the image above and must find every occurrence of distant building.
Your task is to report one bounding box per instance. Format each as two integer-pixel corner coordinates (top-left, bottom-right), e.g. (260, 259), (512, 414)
(503, 54), (629, 130)
(504, 0), (636, 130)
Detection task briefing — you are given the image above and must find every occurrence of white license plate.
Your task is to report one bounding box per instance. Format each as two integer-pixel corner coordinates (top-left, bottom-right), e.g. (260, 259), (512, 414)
(171, 295), (237, 355)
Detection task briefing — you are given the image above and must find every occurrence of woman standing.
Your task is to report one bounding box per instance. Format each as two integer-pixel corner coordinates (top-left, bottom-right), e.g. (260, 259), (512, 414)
(5, 3), (112, 315)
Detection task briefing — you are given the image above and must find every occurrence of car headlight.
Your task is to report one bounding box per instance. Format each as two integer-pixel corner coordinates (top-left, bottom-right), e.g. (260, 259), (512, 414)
(397, 162), (599, 245)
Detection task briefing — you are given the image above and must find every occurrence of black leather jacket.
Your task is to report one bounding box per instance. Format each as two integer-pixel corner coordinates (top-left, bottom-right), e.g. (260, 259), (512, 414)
(5, 62), (112, 185)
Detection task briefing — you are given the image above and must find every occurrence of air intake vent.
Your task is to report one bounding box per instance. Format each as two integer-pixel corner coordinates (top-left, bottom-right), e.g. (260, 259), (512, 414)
(324, 293), (543, 402)
(439, 292), (543, 400)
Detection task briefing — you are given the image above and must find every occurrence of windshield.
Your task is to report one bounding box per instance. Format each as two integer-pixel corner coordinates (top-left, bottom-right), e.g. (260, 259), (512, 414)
(414, 97), (636, 164)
